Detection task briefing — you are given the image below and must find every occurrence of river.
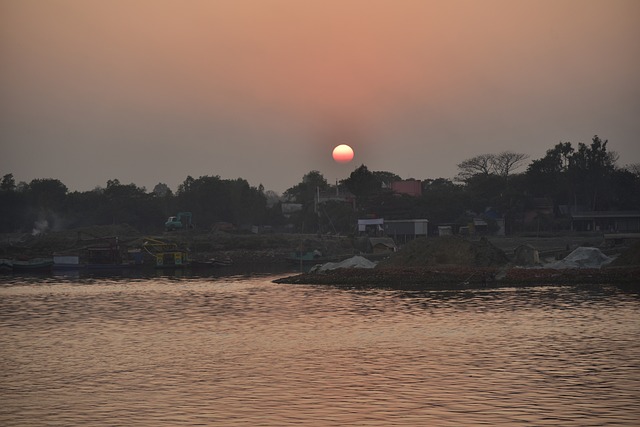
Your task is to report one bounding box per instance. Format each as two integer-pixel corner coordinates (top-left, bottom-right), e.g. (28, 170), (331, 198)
(1, 270), (639, 426)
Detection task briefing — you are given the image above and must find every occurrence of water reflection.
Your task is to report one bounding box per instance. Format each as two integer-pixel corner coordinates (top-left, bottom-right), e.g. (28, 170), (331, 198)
(1, 274), (639, 426)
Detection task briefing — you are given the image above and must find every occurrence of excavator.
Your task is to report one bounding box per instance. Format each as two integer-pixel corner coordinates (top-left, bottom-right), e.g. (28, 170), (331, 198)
(165, 212), (193, 231)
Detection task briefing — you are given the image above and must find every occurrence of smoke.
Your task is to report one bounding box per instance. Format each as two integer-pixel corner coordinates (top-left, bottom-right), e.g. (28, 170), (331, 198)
(32, 219), (49, 236)
(31, 211), (66, 236)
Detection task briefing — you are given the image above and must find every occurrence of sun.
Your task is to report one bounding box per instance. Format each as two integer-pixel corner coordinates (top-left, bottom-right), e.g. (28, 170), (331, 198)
(332, 144), (354, 163)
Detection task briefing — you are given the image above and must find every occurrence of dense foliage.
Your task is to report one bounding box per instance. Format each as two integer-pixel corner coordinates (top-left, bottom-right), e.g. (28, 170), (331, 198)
(1, 136), (638, 234)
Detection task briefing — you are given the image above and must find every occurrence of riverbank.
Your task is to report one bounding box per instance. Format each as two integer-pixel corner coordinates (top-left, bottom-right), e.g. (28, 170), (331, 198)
(0, 225), (357, 265)
(273, 265), (640, 291)
(274, 236), (640, 291)
(2, 226), (638, 284)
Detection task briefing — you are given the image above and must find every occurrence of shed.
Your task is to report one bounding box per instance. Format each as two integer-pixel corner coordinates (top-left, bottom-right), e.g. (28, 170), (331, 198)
(368, 237), (397, 254)
(384, 219), (429, 243)
(358, 218), (384, 236)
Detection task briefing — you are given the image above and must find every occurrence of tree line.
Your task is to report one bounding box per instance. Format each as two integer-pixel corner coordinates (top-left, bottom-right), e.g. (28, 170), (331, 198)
(1, 135), (638, 235)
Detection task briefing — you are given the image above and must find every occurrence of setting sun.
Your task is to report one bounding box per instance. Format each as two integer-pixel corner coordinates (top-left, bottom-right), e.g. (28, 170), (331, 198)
(332, 144), (354, 163)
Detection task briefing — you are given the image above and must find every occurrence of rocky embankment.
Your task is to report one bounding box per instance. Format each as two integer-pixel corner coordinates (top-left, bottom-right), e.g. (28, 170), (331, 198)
(275, 236), (640, 290)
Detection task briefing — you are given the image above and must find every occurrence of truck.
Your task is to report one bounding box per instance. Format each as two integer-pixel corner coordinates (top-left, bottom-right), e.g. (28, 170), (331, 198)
(165, 212), (193, 231)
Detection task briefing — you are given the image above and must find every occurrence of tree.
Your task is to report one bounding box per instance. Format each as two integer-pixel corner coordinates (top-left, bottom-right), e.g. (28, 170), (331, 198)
(0, 174), (27, 231)
(606, 168), (640, 210)
(625, 163), (640, 178)
(343, 164), (381, 201)
(318, 199), (356, 234)
(372, 171), (401, 187)
(457, 152), (529, 182)
(152, 183), (172, 197)
(175, 175), (267, 228)
(421, 178), (465, 223)
(569, 135), (617, 210)
(282, 171), (330, 232)
(493, 151), (529, 178)
(27, 178), (68, 211)
(283, 170), (329, 204)
(456, 154), (496, 182)
(101, 179), (162, 231)
(1, 174), (16, 192)
(526, 142), (574, 202)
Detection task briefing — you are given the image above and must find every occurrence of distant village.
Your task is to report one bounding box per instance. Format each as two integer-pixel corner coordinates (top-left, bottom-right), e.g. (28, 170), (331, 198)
(1, 136), (639, 242)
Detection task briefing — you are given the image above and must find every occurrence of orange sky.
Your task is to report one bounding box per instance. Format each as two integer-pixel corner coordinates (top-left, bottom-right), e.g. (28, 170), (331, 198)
(1, 0), (639, 192)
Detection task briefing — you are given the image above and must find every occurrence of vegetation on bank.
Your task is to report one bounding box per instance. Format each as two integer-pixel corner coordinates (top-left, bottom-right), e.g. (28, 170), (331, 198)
(1, 136), (639, 237)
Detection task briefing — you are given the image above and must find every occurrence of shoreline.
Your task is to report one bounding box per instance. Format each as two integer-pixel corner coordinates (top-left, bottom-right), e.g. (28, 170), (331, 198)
(273, 265), (640, 291)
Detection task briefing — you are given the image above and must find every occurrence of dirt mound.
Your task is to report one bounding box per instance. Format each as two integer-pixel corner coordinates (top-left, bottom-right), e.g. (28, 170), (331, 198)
(377, 236), (509, 269)
(546, 247), (613, 269)
(309, 255), (377, 272)
(610, 241), (640, 266)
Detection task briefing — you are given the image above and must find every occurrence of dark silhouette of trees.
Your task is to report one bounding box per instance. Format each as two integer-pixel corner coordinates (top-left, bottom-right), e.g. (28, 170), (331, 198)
(526, 136), (624, 211)
(1, 174), (16, 192)
(0, 174), (27, 232)
(456, 154), (496, 181)
(494, 151), (530, 179)
(175, 175), (267, 229)
(343, 164), (383, 202)
(457, 152), (528, 181)
(283, 170), (329, 204)
(372, 171), (401, 187)
(283, 171), (330, 233)
(0, 134), (637, 236)
(569, 136), (618, 210)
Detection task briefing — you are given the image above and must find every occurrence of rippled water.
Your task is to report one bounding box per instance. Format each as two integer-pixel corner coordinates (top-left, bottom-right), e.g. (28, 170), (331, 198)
(1, 273), (639, 426)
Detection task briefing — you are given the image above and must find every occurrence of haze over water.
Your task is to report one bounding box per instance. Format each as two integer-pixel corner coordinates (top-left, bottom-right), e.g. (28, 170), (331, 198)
(1, 273), (639, 426)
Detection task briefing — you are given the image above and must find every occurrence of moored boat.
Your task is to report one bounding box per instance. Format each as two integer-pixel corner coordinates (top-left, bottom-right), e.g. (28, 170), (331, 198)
(0, 259), (14, 272)
(12, 258), (53, 272)
(142, 237), (190, 268)
(285, 250), (338, 265)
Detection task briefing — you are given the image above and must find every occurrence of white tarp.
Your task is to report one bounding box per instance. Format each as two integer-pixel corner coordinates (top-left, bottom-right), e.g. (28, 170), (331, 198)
(546, 247), (613, 269)
(310, 255), (377, 273)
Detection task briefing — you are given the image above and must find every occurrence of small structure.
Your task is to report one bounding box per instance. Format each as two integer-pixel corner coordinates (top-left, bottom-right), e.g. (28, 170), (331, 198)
(471, 218), (489, 234)
(570, 211), (640, 232)
(514, 244), (540, 266)
(438, 226), (453, 236)
(384, 219), (429, 243)
(281, 203), (303, 217)
(523, 198), (554, 226)
(368, 237), (397, 254)
(390, 180), (422, 197)
(358, 218), (384, 236)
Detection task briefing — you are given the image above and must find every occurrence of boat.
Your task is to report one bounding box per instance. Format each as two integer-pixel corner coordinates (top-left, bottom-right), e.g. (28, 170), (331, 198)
(0, 259), (13, 272)
(53, 233), (143, 270)
(286, 250), (330, 265)
(142, 238), (190, 268)
(52, 254), (82, 270)
(12, 258), (53, 272)
(190, 257), (233, 268)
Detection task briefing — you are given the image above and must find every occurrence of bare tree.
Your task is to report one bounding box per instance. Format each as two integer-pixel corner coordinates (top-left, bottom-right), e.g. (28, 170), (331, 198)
(493, 151), (530, 178)
(624, 163), (640, 177)
(456, 154), (496, 181)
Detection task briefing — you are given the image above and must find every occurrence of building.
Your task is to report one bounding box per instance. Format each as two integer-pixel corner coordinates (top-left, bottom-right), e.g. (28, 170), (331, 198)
(357, 218), (384, 236)
(570, 211), (640, 232)
(384, 219), (429, 243)
(390, 180), (422, 197)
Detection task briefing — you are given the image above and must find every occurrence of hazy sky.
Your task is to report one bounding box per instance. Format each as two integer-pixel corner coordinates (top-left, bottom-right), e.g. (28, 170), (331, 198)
(2, 0), (639, 194)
